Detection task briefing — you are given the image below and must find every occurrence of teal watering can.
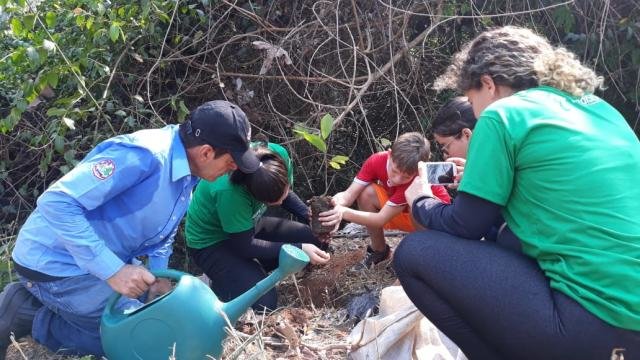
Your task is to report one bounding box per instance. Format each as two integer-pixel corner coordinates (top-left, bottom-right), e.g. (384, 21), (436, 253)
(100, 244), (309, 359)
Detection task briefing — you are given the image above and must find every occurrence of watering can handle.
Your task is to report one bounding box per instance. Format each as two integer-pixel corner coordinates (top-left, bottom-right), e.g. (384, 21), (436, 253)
(103, 268), (187, 317)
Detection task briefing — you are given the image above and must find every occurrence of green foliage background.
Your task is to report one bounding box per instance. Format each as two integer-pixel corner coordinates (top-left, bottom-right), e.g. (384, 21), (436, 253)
(1, 0), (639, 272)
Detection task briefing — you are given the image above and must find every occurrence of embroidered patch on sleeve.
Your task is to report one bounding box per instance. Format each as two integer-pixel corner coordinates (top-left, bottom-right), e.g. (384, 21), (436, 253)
(92, 159), (116, 180)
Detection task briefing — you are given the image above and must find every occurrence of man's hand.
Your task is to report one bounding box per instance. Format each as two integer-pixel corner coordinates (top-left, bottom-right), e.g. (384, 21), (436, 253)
(405, 161), (434, 207)
(301, 244), (331, 265)
(147, 278), (173, 302)
(106, 264), (156, 299)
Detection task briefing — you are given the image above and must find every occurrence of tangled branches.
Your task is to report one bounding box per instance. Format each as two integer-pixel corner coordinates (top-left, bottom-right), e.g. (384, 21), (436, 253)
(1, 0), (639, 251)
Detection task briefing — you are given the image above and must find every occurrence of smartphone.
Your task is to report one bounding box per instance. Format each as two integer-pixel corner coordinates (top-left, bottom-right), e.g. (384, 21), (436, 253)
(423, 162), (457, 185)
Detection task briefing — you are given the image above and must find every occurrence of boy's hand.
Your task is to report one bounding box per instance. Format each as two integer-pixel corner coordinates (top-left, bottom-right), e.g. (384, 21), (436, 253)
(318, 202), (345, 228)
(405, 161), (434, 207)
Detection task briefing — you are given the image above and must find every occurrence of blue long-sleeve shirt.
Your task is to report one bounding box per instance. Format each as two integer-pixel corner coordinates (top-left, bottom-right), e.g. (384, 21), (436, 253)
(12, 125), (198, 280)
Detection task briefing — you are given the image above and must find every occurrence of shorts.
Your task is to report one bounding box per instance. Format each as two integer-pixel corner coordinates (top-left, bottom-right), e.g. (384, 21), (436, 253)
(371, 183), (416, 232)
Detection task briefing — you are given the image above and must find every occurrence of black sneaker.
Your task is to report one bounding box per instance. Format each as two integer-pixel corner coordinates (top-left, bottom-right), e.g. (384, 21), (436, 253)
(0, 282), (42, 359)
(353, 245), (391, 270)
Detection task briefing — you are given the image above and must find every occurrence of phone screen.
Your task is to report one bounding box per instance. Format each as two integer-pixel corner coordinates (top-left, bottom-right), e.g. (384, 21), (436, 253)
(424, 162), (456, 185)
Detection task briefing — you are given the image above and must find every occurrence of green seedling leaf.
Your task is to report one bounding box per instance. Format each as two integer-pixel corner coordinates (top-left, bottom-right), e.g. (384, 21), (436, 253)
(320, 113), (334, 140)
(293, 129), (327, 153)
(303, 133), (327, 153)
(329, 161), (341, 170)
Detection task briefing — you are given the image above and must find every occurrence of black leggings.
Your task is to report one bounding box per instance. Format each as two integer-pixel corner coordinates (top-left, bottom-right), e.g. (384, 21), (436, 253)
(393, 228), (640, 360)
(189, 217), (320, 311)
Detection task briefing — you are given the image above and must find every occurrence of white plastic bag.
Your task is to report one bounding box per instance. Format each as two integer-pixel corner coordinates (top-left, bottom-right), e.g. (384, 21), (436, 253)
(348, 286), (467, 360)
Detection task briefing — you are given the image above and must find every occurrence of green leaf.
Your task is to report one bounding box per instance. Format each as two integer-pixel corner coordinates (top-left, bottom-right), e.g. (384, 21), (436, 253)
(177, 100), (190, 122)
(114, 110), (127, 117)
(46, 108), (67, 117)
(109, 23), (121, 42)
(45, 11), (57, 28)
(631, 48), (640, 65)
(299, 132), (327, 153)
(46, 72), (59, 88)
(329, 161), (341, 170)
(379, 137), (392, 149)
(552, 6), (575, 33)
(320, 113), (334, 140)
(26, 47), (40, 65)
(54, 135), (65, 154)
(201, 0), (210, 5)
(76, 15), (85, 27)
(23, 14), (36, 30)
(330, 155), (348, 165)
(10, 18), (23, 36)
(96, 3), (106, 16)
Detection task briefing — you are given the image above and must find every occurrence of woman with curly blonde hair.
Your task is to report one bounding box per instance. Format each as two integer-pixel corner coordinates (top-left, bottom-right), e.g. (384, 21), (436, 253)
(396, 26), (640, 359)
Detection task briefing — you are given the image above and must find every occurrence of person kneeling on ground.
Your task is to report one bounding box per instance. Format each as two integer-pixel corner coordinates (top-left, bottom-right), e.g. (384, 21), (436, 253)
(0, 100), (258, 358)
(318, 132), (450, 268)
(395, 26), (640, 360)
(186, 147), (330, 311)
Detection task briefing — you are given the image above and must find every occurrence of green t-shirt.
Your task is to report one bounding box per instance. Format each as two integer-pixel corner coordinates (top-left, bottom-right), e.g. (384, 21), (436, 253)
(186, 173), (267, 249)
(460, 86), (640, 331)
(186, 142), (293, 249)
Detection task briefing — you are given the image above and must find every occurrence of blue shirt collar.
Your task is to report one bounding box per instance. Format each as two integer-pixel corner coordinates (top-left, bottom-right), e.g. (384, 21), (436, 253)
(171, 132), (192, 182)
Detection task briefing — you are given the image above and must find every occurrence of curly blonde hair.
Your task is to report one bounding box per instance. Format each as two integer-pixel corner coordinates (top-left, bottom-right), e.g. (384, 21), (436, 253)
(434, 26), (603, 97)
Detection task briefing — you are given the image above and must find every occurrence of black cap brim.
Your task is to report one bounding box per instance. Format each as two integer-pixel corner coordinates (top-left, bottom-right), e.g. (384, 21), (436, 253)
(232, 148), (260, 173)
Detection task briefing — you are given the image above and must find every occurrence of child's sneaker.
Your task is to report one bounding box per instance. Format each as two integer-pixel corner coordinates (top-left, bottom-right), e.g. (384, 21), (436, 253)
(354, 245), (391, 270)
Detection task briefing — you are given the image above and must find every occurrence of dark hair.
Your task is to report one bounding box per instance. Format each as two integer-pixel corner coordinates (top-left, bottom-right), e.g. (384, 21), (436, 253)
(390, 132), (430, 174)
(431, 97), (477, 137)
(179, 122), (229, 158)
(434, 26), (603, 96)
(229, 148), (288, 203)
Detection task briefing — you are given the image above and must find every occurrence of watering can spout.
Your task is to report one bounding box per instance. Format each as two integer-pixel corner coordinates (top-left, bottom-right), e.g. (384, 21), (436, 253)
(221, 244), (310, 322)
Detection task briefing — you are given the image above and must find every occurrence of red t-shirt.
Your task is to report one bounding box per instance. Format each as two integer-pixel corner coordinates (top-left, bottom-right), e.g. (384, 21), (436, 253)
(355, 151), (451, 206)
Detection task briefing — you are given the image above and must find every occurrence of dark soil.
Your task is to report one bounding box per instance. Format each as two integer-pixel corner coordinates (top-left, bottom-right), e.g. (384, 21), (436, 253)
(309, 195), (335, 235)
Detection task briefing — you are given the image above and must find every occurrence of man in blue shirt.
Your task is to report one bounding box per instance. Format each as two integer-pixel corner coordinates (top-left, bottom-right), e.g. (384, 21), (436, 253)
(0, 100), (259, 358)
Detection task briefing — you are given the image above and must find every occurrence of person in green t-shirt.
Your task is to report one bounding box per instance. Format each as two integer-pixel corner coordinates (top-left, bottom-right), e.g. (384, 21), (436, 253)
(430, 97), (506, 243)
(186, 146), (330, 311)
(397, 26), (640, 360)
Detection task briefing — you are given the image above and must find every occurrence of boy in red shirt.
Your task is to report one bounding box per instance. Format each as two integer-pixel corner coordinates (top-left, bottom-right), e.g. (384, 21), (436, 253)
(319, 132), (450, 267)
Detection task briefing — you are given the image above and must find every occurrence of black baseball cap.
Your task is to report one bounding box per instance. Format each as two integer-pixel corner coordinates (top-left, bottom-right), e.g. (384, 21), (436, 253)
(187, 100), (259, 173)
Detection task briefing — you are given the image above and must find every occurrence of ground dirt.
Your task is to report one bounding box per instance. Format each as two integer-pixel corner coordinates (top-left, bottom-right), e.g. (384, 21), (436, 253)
(5, 234), (403, 360)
